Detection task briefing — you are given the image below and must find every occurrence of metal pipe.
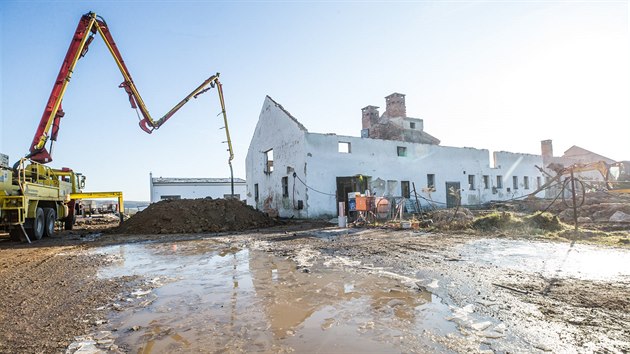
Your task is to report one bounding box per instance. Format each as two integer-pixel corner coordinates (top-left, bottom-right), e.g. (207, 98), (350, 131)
(570, 170), (578, 232)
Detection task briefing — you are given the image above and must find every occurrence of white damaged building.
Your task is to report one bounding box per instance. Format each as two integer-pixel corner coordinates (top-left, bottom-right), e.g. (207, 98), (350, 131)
(246, 93), (547, 219)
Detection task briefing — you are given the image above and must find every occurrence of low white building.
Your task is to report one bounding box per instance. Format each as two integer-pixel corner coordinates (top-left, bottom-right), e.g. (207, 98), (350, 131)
(149, 173), (246, 203)
(245, 94), (546, 219)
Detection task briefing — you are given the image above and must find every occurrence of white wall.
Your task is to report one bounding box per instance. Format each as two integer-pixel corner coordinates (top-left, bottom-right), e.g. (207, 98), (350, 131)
(492, 151), (545, 200)
(302, 135), (544, 217)
(246, 97), (545, 219)
(246, 96), (309, 218)
(151, 183), (246, 202)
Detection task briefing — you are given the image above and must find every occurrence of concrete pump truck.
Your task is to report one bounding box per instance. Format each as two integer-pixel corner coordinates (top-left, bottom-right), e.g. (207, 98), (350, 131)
(0, 12), (234, 242)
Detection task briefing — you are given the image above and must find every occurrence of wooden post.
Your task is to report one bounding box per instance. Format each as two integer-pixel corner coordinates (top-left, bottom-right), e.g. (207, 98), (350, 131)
(412, 182), (421, 212)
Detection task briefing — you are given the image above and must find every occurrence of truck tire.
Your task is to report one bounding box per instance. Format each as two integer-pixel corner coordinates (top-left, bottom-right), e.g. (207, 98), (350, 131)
(43, 208), (56, 238)
(26, 208), (45, 241)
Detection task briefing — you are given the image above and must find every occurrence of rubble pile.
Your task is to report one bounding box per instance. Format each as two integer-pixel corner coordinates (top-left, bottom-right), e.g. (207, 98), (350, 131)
(557, 192), (630, 223)
(429, 208), (474, 229)
(75, 214), (120, 225)
(114, 198), (277, 234)
(559, 203), (630, 223)
(486, 192), (630, 224)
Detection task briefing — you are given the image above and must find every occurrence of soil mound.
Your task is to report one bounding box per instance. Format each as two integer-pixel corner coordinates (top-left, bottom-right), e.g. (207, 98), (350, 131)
(113, 198), (277, 234)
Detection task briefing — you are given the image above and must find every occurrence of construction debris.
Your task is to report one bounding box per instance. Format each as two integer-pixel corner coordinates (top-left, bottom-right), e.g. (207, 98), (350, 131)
(429, 208), (474, 229)
(485, 192), (630, 223)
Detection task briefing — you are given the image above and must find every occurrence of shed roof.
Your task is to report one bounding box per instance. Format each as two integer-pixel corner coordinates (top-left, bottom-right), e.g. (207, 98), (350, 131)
(152, 177), (246, 184)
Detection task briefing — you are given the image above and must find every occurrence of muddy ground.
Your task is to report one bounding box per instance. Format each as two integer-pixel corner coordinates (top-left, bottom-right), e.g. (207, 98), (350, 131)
(0, 238), (138, 353)
(0, 215), (629, 353)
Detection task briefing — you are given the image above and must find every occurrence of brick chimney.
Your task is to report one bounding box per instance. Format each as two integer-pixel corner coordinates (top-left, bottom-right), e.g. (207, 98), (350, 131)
(541, 139), (553, 158)
(385, 93), (406, 118)
(361, 105), (380, 130)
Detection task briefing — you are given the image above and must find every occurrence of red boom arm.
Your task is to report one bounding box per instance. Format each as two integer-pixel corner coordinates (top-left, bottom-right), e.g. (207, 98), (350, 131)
(27, 12), (223, 164)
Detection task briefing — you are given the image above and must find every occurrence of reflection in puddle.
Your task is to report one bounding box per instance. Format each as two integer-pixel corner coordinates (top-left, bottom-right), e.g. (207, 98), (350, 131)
(460, 239), (630, 281)
(98, 240), (464, 353)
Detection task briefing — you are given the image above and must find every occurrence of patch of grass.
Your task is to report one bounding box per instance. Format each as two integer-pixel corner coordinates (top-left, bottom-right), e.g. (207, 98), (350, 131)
(450, 209), (630, 247)
(471, 211), (571, 236)
(472, 211), (523, 231)
(524, 212), (566, 231)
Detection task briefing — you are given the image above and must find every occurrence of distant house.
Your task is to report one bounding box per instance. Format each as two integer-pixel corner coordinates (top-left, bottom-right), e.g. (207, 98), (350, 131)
(149, 173), (246, 203)
(245, 94), (546, 219)
(541, 140), (615, 166)
(539, 140), (617, 196)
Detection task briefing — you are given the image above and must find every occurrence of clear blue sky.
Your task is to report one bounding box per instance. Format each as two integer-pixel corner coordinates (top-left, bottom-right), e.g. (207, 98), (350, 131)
(1, 1), (628, 201)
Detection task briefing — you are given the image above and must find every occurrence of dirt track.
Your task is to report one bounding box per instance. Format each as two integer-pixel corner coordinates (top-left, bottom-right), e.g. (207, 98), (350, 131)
(0, 219), (628, 353)
(0, 239), (137, 353)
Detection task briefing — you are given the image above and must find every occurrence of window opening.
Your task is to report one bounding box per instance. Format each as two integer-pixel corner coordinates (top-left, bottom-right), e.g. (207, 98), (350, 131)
(496, 175), (503, 189)
(282, 176), (289, 197)
(265, 149), (274, 173)
(524, 176), (529, 189)
(513, 176), (519, 189)
(483, 175), (490, 189)
(427, 174), (435, 189)
(468, 175), (476, 190)
(254, 183), (259, 202)
(338, 142), (351, 153)
(397, 146), (407, 157)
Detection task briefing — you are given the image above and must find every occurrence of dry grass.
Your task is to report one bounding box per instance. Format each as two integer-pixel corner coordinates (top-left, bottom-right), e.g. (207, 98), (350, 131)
(468, 211), (569, 235)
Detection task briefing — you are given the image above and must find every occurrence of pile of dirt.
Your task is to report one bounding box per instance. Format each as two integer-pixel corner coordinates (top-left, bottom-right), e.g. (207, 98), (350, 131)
(113, 198), (277, 235)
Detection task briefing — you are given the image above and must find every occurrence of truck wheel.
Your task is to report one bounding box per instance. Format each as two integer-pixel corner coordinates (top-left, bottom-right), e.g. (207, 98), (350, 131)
(43, 208), (56, 238)
(26, 208), (45, 240)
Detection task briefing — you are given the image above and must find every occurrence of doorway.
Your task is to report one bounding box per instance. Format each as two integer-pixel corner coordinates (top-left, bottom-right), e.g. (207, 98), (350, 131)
(336, 176), (369, 215)
(445, 182), (461, 208)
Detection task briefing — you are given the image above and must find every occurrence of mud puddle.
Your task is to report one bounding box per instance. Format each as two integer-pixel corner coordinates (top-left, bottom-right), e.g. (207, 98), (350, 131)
(460, 239), (630, 281)
(93, 239), (497, 353)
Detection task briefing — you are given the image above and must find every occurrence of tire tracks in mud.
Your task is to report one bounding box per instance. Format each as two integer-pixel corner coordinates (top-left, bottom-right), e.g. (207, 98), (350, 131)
(0, 242), (136, 353)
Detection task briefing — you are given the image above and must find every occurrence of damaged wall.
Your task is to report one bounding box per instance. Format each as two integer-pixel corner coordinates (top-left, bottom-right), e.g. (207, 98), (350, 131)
(304, 135), (544, 215)
(245, 96), (310, 218)
(362, 94), (440, 145)
(246, 95), (545, 219)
